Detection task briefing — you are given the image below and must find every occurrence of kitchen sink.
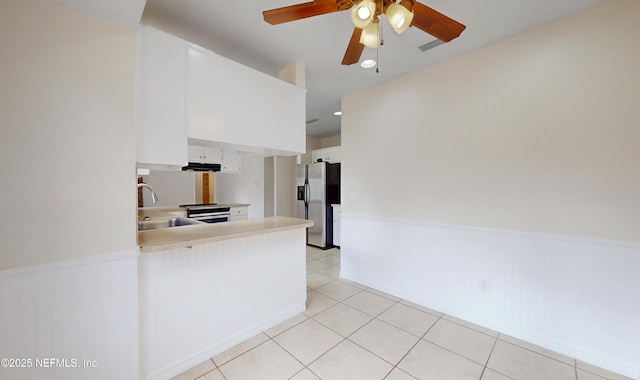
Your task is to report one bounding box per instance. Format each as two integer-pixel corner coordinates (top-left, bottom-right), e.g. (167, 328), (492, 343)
(138, 218), (200, 231)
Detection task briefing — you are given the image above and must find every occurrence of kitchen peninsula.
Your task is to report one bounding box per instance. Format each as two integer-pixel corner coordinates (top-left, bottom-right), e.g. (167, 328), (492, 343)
(137, 214), (312, 379)
(134, 24), (309, 379)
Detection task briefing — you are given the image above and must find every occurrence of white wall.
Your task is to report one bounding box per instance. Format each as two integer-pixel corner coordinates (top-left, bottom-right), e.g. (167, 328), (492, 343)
(0, 0), (138, 270)
(274, 156), (297, 217)
(343, 0), (639, 243)
(264, 156), (275, 217)
(263, 156), (297, 218)
(341, 216), (640, 379)
(52, 0), (146, 28)
(216, 154), (265, 219)
(300, 136), (321, 165)
(0, 251), (139, 380)
(0, 1), (139, 378)
(320, 134), (341, 149)
(141, 171), (196, 207)
(341, 0), (640, 378)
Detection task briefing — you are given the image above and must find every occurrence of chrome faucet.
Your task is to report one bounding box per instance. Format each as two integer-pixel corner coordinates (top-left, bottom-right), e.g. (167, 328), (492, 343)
(138, 183), (159, 203)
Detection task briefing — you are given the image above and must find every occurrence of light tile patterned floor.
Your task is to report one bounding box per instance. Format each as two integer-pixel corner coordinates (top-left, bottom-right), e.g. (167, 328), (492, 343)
(171, 246), (632, 380)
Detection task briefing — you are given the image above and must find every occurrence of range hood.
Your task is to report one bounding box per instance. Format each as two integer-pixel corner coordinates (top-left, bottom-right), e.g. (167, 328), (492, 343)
(181, 162), (221, 172)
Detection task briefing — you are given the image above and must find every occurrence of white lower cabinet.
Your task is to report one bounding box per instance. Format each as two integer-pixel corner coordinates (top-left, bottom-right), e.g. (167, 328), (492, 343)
(230, 206), (248, 221)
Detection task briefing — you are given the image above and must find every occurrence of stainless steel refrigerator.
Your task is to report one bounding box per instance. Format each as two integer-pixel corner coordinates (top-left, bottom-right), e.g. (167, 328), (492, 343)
(297, 162), (340, 248)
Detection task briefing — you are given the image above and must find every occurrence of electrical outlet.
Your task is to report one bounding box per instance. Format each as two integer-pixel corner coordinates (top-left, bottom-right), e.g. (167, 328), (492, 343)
(478, 279), (490, 293)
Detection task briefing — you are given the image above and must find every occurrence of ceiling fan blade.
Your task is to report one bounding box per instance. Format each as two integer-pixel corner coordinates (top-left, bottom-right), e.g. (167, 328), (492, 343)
(263, 0), (340, 25)
(341, 28), (365, 65)
(411, 2), (466, 42)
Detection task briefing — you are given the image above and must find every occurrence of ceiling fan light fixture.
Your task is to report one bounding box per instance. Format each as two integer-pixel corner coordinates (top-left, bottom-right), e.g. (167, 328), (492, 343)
(350, 0), (376, 29)
(359, 21), (379, 48)
(386, 2), (414, 34)
(360, 59), (376, 68)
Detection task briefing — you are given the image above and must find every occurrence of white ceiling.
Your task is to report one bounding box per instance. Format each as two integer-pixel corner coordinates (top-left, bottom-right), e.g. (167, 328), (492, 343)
(141, 0), (605, 137)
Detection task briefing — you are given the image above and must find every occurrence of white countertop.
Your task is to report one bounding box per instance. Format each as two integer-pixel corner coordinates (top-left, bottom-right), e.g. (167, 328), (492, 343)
(138, 216), (312, 253)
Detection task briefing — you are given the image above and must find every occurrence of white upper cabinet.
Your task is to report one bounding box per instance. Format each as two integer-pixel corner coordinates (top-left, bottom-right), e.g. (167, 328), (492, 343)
(187, 46), (306, 155)
(221, 149), (241, 173)
(188, 145), (222, 164)
(312, 146), (341, 163)
(137, 27), (305, 169)
(137, 27), (188, 168)
(187, 145), (241, 172)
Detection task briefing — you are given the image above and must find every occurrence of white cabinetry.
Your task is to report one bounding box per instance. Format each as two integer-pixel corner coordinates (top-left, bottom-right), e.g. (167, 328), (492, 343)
(229, 206), (248, 221)
(332, 205), (341, 247)
(137, 27), (306, 169)
(188, 145), (241, 172)
(312, 146), (341, 163)
(187, 46), (306, 155)
(188, 145), (222, 164)
(221, 149), (241, 173)
(137, 27), (187, 168)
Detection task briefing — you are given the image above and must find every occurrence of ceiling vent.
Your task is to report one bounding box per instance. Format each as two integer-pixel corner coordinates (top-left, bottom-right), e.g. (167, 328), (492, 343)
(417, 39), (444, 53)
(306, 118), (319, 124)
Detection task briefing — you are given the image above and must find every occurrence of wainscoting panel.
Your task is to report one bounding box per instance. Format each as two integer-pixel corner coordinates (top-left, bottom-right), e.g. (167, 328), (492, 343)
(0, 250), (139, 380)
(340, 214), (640, 380)
(139, 229), (307, 380)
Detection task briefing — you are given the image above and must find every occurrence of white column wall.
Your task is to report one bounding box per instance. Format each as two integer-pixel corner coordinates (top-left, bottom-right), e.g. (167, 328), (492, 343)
(0, 1), (139, 378)
(0, 0), (138, 269)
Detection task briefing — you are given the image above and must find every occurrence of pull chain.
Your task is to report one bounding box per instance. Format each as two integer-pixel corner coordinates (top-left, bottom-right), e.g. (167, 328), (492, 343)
(376, 17), (384, 73)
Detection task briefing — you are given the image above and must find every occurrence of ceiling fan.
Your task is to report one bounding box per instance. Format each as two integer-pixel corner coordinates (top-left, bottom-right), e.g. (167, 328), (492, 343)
(263, 0), (466, 65)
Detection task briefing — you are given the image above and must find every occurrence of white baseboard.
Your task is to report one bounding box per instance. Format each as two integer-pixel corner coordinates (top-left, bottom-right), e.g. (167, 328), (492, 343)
(340, 214), (640, 380)
(0, 249), (139, 380)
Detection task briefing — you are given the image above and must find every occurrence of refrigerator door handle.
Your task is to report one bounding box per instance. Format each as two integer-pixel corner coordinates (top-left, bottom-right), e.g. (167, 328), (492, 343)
(305, 182), (310, 205)
(304, 182), (310, 219)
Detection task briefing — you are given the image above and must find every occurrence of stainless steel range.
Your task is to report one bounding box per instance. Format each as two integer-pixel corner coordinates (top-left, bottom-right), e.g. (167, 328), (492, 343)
(179, 203), (231, 224)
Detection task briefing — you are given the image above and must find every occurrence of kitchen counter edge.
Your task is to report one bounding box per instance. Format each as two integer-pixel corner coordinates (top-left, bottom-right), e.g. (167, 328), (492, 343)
(138, 216), (313, 253)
